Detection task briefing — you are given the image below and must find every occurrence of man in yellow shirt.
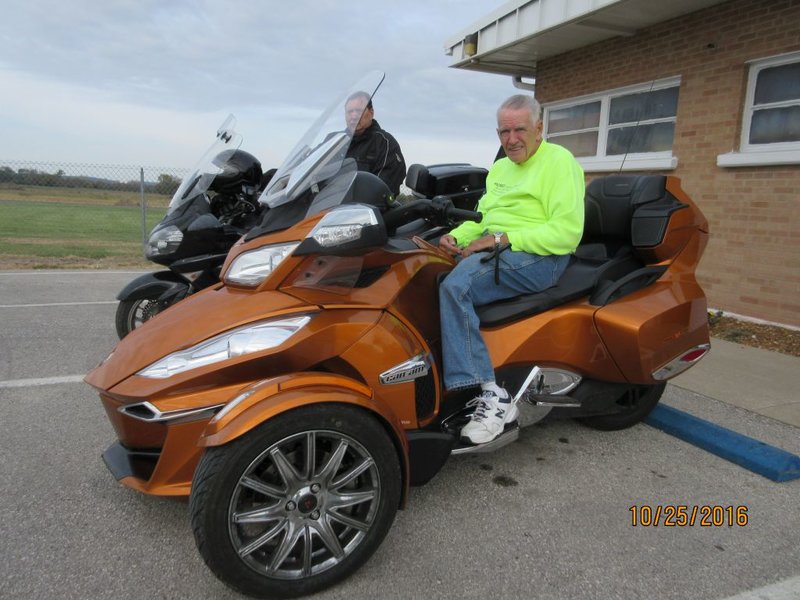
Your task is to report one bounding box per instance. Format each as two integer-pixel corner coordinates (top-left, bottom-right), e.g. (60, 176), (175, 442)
(439, 94), (585, 444)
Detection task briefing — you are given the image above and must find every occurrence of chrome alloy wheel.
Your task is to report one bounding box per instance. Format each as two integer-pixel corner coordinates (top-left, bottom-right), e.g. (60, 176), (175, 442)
(227, 430), (381, 579)
(115, 297), (164, 338)
(131, 298), (161, 328)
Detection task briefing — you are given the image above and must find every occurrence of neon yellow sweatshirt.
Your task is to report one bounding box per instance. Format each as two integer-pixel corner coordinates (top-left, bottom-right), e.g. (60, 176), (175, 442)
(450, 140), (585, 255)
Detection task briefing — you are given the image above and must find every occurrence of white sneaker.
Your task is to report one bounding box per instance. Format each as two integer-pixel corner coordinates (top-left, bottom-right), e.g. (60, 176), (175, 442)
(461, 389), (519, 444)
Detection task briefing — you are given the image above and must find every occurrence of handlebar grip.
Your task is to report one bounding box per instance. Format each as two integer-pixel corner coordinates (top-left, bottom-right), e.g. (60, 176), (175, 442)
(446, 207), (482, 223)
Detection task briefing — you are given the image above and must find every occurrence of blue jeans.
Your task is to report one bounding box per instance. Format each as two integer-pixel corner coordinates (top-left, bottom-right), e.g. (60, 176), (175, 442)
(439, 250), (570, 391)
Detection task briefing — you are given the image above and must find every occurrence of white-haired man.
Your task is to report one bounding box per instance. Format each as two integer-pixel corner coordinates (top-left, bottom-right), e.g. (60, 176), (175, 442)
(438, 95), (585, 444)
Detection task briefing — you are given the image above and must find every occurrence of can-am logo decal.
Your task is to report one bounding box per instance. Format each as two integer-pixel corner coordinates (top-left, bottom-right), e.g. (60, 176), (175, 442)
(379, 355), (430, 385)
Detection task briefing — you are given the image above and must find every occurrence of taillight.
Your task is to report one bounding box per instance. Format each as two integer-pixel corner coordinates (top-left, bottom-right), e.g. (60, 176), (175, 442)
(680, 348), (708, 362)
(652, 343), (711, 380)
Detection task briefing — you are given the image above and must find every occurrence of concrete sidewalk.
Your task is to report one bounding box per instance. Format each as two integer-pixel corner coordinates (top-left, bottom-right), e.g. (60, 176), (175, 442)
(671, 337), (800, 429)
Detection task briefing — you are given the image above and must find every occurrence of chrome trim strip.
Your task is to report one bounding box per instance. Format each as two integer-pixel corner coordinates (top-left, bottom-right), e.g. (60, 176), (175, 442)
(514, 366), (582, 404)
(451, 425), (519, 454)
(652, 343), (711, 380)
(119, 401), (225, 423)
(379, 354), (431, 385)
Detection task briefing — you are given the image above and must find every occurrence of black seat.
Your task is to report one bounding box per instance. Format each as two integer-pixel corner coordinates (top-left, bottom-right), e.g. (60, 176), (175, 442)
(475, 175), (672, 326)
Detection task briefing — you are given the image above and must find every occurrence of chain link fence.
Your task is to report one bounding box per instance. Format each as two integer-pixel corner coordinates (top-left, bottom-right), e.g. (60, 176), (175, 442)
(0, 160), (189, 268)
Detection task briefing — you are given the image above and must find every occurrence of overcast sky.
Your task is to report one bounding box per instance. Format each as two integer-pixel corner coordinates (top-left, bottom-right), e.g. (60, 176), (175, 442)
(0, 1), (518, 173)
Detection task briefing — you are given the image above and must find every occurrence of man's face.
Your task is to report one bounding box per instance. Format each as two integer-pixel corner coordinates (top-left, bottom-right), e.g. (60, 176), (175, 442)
(497, 107), (543, 164)
(345, 97), (373, 134)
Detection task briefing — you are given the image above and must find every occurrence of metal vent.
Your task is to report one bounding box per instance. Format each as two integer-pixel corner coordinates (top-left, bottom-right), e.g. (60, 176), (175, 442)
(414, 372), (436, 420)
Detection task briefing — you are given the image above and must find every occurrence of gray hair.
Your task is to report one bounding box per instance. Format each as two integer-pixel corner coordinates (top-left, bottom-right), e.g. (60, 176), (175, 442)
(497, 95), (541, 123)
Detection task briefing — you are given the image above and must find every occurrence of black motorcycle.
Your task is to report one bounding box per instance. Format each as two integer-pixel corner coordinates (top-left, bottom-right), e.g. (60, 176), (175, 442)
(116, 118), (488, 339)
(115, 116), (265, 338)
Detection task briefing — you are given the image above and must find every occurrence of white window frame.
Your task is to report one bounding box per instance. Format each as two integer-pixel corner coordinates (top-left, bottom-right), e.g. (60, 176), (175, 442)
(718, 51), (800, 167)
(543, 77), (681, 173)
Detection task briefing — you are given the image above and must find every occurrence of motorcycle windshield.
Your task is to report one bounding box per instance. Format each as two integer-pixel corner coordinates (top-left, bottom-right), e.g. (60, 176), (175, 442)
(167, 114), (243, 214)
(257, 71), (385, 210)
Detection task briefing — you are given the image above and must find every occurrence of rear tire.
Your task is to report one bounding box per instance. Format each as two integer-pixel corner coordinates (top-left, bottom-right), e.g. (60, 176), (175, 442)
(576, 383), (665, 431)
(189, 404), (402, 599)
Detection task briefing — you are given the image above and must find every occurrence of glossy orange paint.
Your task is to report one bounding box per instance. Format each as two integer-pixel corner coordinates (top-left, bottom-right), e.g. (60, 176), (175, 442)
(203, 374), (406, 449)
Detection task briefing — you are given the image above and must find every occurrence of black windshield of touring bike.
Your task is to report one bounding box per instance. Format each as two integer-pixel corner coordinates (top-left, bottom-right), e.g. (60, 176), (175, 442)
(256, 71), (385, 211)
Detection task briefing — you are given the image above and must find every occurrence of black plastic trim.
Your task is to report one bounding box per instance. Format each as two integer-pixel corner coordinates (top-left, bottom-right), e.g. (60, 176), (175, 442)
(547, 379), (636, 419)
(101, 442), (160, 482)
(115, 271), (189, 302)
(589, 265), (667, 306)
(170, 253), (227, 273)
(406, 430), (455, 486)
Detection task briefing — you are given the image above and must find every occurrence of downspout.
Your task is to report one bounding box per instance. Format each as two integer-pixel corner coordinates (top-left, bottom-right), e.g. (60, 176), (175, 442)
(512, 75), (536, 94)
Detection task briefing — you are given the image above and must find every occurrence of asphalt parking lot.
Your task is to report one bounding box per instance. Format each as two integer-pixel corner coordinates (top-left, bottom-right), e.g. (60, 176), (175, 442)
(1, 270), (798, 600)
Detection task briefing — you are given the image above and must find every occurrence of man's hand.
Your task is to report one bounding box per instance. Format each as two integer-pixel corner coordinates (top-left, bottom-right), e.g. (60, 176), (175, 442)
(462, 234), (501, 257)
(439, 234), (462, 257)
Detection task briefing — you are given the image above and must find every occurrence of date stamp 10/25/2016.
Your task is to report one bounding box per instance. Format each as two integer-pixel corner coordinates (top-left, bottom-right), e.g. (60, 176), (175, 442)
(629, 505), (749, 527)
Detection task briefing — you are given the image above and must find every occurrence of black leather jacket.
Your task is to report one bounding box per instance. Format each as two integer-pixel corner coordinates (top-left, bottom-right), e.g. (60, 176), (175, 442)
(346, 120), (406, 195)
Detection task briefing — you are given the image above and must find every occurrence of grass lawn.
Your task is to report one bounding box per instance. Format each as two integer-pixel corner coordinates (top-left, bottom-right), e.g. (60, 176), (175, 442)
(0, 191), (169, 268)
(0, 183), (170, 208)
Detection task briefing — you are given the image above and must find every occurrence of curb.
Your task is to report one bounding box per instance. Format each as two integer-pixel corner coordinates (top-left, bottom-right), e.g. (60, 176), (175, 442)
(645, 404), (800, 482)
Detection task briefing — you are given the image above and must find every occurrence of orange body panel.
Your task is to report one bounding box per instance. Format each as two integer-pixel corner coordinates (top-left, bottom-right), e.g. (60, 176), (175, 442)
(126, 418), (211, 496)
(200, 373), (405, 450)
(338, 313), (436, 428)
(483, 303), (626, 382)
(595, 231), (710, 383)
(85, 287), (309, 391)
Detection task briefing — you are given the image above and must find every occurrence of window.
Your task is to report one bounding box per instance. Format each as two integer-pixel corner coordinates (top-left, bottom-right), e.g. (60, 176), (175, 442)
(544, 78), (680, 172)
(718, 52), (800, 167)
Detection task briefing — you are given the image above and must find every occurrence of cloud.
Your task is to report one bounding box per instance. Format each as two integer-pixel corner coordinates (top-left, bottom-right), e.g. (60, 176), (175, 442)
(0, 1), (517, 169)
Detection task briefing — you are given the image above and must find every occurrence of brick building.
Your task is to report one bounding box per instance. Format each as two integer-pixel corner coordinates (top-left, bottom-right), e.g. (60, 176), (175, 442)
(446, 0), (800, 327)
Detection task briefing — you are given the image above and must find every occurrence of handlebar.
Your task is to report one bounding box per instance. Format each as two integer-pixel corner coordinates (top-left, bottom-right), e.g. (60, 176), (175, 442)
(383, 195), (481, 232)
(446, 207), (482, 222)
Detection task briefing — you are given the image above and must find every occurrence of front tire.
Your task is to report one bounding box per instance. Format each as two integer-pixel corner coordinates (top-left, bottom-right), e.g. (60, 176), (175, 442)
(115, 297), (166, 338)
(576, 383), (665, 431)
(190, 404), (402, 599)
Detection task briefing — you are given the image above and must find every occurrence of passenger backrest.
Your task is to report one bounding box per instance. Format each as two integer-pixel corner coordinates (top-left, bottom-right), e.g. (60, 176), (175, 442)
(579, 175), (668, 260)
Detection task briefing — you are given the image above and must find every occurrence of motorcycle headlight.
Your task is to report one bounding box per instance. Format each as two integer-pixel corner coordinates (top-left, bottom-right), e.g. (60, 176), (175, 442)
(225, 242), (299, 286)
(307, 205), (378, 247)
(137, 315), (312, 379)
(145, 225), (184, 258)
(293, 204), (387, 256)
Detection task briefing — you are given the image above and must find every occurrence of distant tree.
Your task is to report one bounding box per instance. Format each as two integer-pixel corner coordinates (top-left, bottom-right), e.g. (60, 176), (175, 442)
(154, 173), (181, 196)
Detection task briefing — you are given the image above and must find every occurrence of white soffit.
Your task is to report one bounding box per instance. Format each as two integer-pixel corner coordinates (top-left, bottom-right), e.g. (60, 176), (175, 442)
(445, 0), (730, 77)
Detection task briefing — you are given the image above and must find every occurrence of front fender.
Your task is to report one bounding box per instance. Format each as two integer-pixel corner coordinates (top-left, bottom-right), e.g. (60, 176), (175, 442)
(200, 372), (410, 501)
(117, 271), (189, 301)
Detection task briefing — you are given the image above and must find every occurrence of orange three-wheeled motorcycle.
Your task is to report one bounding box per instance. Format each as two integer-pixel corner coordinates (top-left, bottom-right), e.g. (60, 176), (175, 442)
(85, 72), (710, 598)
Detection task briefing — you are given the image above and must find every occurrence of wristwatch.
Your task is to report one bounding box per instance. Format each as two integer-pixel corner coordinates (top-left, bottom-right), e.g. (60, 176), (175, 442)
(493, 232), (503, 246)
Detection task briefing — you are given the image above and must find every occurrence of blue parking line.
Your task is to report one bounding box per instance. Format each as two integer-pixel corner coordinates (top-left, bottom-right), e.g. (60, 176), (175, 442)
(645, 404), (800, 482)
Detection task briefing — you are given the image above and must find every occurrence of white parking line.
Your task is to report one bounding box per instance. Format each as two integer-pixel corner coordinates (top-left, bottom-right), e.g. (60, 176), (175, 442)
(0, 271), (149, 275)
(0, 301), (117, 308)
(0, 375), (86, 389)
(722, 576), (800, 599)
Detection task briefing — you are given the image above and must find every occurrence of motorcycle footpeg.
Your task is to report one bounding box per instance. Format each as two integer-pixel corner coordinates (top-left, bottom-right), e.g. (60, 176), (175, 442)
(523, 394), (582, 408)
(451, 422), (520, 455)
